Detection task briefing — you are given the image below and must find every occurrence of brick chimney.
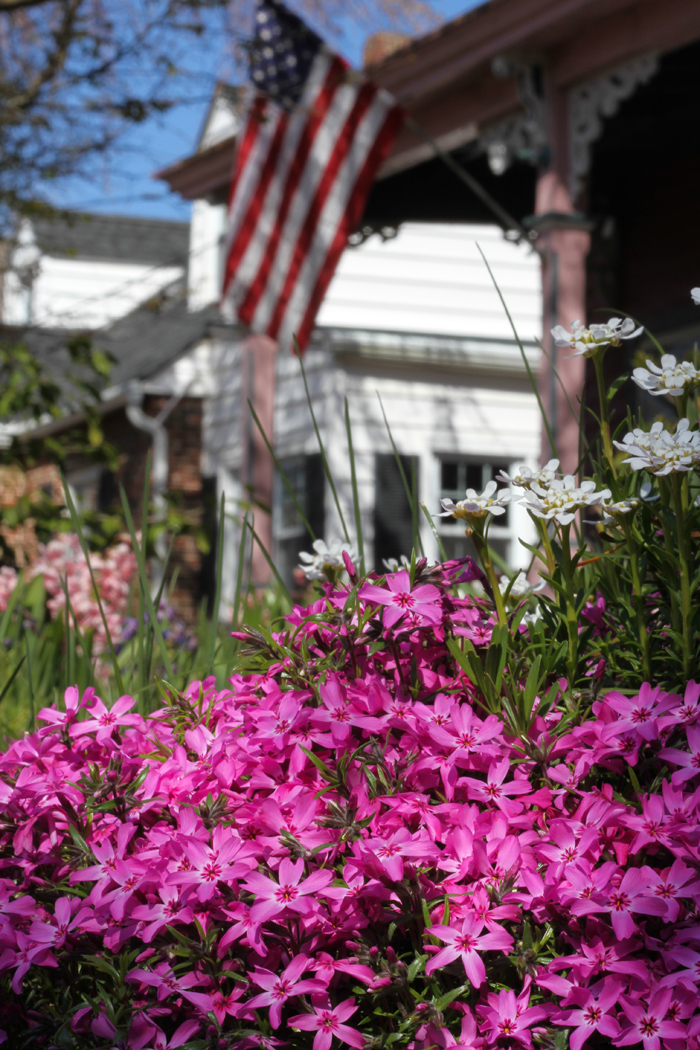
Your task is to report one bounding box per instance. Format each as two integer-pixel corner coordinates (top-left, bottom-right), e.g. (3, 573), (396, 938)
(363, 31), (411, 68)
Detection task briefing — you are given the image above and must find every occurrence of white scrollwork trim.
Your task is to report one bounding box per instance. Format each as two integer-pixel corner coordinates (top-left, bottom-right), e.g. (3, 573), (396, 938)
(481, 65), (547, 176)
(569, 53), (659, 201)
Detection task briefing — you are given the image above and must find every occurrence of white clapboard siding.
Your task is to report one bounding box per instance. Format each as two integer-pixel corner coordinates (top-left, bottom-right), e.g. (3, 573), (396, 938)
(316, 223), (541, 341)
(26, 258), (184, 329)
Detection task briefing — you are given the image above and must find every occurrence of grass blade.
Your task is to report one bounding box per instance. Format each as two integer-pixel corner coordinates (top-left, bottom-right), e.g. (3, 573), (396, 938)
(246, 520), (291, 604)
(119, 485), (174, 681)
(248, 398), (316, 541)
(420, 501), (447, 561)
(0, 655), (26, 708)
(231, 511), (250, 634)
(62, 475), (126, 695)
(376, 393), (425, 557)
(294, 339), (350, 544)
(206, 492), (226, 669)
(476, 243), (557, 460)
(345, 398), (364, 573)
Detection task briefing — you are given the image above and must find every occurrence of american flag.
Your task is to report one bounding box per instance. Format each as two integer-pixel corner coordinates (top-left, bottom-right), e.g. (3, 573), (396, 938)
(220, 0), (405, 353)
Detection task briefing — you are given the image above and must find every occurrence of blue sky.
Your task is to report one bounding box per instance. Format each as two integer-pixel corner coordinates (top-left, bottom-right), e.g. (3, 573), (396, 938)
(49, 0), (485, 223)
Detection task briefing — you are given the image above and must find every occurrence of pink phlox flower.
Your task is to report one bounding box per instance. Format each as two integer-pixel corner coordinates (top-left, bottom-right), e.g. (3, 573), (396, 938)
(658, 681), (700, 731)
(257, 795), (328, 851)
(427, 704), (503, 758)
(70, 693), (141, 744)
(425, 913), (513, 986)
(167, 827), (257, 901)
(478, 985), (550, 1046)
(660, 724), (700, 785)
(559, 859), (617, 913)
(615, 987), (687, 1050)
(623, 794), (679, 854)
(311, 678), (354, 743)
(600, 867), (665, 937)
(211, 986), (246, 1024)
(461, 759), (531, 815)
(126, 961), (213, 1014)
(254, 693), (308, 746)
(552, 977), (624, 1050)
(552, 936), (648, 983)
(469, 884), (521, 929)
(247, 954), (327, 1027)
(36, 685), (93, 736)
(244, 857), (333, 923)
(660, 946), (700, 990)
(70, 823), (137, 886)
(359, 827), (437, 882)
(28, 895), (97, 946)
(359, 569), (442, 628)
(217, 902), (266, 957)
(0, 931), (57, 993)
(636, 860), (700, 922)
(381, 792), (446, 841)
(131, 886), (196, 943)
(138, 1020), (201, 1050)
(287, 998), (364, 1050)
(311, 952), (375, 986)
(537, 821), (600, 870)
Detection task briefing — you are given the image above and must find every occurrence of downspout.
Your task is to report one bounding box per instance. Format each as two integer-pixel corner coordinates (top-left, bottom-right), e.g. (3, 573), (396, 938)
(126, 381), (183, 597)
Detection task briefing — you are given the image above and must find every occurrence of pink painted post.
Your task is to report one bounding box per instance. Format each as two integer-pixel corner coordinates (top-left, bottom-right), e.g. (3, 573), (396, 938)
(532, 85), (592, 477)
(241, 333), (278, 585)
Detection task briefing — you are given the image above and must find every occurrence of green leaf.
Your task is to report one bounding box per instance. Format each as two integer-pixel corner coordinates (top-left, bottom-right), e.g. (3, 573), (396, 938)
(435, 983), (469, 1011)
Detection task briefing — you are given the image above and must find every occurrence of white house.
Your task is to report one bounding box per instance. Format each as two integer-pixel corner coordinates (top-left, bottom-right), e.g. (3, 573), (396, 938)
(2, 89), (545, 614)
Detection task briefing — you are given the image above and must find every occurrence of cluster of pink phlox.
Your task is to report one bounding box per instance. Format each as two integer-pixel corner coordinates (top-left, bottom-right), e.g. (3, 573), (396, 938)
(29, 533), (136, 652)
(1, 560), (699, 1049)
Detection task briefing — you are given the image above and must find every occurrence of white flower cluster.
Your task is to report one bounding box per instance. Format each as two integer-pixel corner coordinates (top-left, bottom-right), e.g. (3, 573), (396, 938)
(614, 418), (700, 476)
(521, 476), (611, 526)
(632, 354), (700, 398)
(497, 459), (559, 489)
(499, 570), (545, 599)
(439, 465), (609, 529)
(551, 317), (642, 358)
(590, 483), (657, 526)
(298, 538), (357, 581)
(439, 479), (512, 521)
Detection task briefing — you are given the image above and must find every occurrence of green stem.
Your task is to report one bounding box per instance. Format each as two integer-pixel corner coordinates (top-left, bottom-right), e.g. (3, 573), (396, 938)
(592, 352), (617, 478)
(560, 524), (579, 687)
(621, 517), (651, 683)
(472, 528), (507, 626)
(536, 516), (556, 577)
(672, 473), (692, 681)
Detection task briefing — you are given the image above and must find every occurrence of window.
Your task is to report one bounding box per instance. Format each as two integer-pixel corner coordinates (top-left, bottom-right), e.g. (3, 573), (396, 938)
(374, 453), (419, 571)
(437, 458), (514, 567)
(274, 454), (324, 587)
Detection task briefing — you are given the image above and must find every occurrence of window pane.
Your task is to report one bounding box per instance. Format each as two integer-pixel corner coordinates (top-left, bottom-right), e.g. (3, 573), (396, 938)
(466, 463), (483, 492)
(441, 460), (458, 492)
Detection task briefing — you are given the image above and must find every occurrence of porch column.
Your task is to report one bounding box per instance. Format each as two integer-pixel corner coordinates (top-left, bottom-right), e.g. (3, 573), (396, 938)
(241, 333), (278, 585)
(531, 82), (593, 477)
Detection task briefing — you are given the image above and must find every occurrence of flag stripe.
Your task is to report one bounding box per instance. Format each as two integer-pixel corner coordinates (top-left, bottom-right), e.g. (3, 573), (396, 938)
(221, 0), (404, 352)
(236, 55), (345, 324)
(275, 91), (397, 350)
(221, 109), (289, 295)
(266, 81), (377, 340)
(222, 97), (277, 275)
(293, 103), (405, 351)
(250, 72), (364, 334)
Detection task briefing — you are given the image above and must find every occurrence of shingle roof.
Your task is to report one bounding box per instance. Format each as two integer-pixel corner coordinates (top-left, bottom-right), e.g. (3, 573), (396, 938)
(32, 213), (190, 267)
(2, 283), (222, 415)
